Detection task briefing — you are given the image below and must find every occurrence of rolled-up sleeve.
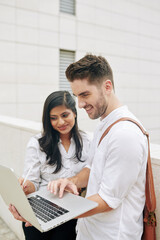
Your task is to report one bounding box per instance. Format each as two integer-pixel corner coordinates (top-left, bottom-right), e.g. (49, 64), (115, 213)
(98, 128), (144, 209)
(22, 137), (41, 191)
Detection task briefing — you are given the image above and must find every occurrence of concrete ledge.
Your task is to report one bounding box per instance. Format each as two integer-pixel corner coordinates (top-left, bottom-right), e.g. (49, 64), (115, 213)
(0, 115), (42, 134)
(0, 116), (42, 239)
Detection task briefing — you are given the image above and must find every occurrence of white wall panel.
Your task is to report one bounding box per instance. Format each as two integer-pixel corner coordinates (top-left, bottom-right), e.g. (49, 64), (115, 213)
(0, 0), (15, 6)
(16, 9), (38, 28)
(16, 0), (39, 11)
(136, 102), (160, 116)
(59, 16), (76, 34)
(16, 43), (38, 64)
(0, 84), (17, 103)
(0, 63), (15, 83)
(38, 47), (58, 65)
(0, 0), (160, 143)
(17, 84), (55, 103)
(77, 36), (96, 51)
(38, 13), (59, 31)
(76, 4), (95, 23)
(0, 41), (15, 62)
(78, 22), (95, 38)
(0, 5), (15, 23)
(17, 103), (43, 121)
(16, 64), (38, 84)
(114, 73), (160, 89)
(38, 30), (59, 47)
(39, 66), (59, 84)
(0, 23), (15, 41)
(16, 26), (38, 44)
(0, 104), (16, 116)
(39, 0), (59, 15)
(59, 33), (76, 50)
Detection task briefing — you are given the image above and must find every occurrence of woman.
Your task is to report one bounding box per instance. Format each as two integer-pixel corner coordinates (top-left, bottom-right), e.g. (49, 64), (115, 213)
(10, 91), (90, 240)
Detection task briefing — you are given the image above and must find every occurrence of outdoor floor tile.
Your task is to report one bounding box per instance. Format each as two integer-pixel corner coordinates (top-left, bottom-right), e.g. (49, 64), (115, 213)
(0, 217), (19, 240)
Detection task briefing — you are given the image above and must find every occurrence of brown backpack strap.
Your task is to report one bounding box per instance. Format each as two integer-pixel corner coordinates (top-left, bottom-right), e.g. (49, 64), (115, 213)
(98, 117), (156, 212)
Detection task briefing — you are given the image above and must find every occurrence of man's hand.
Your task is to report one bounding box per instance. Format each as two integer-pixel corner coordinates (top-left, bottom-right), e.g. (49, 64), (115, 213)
(48, 168), (90, 198)
(47, 178), (79, 198)
(9, 204), (32, 227)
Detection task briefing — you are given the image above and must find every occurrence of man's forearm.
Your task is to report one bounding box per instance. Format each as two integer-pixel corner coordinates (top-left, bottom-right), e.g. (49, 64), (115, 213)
(76, 193), (112, 218)
(68, 167), (90, 189)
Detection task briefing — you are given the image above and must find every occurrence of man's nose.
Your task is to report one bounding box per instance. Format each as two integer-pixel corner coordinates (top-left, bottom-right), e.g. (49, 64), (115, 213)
(78, 99), (86, 109)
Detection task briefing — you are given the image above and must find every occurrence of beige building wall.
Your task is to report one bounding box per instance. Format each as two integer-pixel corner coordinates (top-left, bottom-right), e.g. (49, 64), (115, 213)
(0, 0), (160, 143)
(0, 0), (60, 122)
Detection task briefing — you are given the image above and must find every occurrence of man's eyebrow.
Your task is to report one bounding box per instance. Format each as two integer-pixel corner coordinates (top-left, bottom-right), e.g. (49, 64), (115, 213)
(73, 91), (89, 97)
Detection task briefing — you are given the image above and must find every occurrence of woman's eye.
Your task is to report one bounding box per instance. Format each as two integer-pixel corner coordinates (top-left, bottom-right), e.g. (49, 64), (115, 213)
(63, 113), (69, 118)
(50, 117), (56, 120)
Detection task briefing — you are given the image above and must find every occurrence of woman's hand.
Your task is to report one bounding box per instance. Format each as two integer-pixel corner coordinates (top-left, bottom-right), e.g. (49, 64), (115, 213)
(19, 177), (35, 195)
(9, 204), (32, 227)
(47, 178), (79, 198)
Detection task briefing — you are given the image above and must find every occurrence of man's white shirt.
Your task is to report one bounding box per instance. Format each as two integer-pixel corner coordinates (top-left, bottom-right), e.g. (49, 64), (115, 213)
(76, 106), (148, 240)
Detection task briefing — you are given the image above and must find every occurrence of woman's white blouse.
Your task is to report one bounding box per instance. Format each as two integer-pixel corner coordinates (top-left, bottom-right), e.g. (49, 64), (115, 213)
(22, 131), (90, 191)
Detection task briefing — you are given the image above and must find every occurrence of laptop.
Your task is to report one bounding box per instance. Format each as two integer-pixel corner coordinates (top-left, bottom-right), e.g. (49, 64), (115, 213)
(0, 165), (98, 232)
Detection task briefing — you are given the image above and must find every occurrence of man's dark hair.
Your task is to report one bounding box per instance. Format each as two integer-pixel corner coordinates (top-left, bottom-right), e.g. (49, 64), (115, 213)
(65, 54), (114, 89)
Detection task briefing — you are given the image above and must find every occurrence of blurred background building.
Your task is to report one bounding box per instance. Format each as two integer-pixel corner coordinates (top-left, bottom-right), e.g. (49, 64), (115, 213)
(0, 0), (160, 143)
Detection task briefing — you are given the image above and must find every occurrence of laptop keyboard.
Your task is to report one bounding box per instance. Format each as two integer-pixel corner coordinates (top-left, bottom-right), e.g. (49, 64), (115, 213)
(28, 195), (69, 223)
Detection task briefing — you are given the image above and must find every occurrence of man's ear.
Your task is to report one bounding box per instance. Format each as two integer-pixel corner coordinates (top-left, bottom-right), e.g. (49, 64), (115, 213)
(104, 79), (113, 93)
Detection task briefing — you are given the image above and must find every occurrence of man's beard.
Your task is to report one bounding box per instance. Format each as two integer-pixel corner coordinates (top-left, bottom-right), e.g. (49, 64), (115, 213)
(89, 94), (108, 120)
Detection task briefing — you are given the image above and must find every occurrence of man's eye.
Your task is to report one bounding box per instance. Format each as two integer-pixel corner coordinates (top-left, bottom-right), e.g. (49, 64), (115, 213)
(82, 94), (89, 97)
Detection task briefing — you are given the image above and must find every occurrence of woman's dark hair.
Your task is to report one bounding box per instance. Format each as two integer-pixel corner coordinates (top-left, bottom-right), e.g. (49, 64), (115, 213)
(38, 91), (83, 173)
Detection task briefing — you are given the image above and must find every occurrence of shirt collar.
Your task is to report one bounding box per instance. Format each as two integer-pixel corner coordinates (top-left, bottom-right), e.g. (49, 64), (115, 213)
(98, 105), (128, 131)
(58, 136), (74, 144)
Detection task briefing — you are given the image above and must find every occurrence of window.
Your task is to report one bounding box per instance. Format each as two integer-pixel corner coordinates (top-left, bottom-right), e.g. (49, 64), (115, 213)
(59, 50), (75, 93)
(60, 0), (75, 15)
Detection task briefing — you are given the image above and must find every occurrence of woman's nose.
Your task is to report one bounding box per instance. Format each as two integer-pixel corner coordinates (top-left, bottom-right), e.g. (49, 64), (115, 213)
(58, 117), (65, 125)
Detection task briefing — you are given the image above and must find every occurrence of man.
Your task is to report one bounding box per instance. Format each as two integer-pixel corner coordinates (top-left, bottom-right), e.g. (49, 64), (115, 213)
(48, 54), (148, 239)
